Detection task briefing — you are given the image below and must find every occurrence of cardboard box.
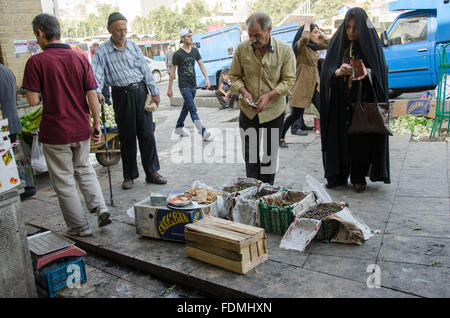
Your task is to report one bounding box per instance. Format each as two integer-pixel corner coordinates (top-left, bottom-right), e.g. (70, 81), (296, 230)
(134, 197), (216, 241)
(392, 99), (436, 118)
(185, 216), (268, 274)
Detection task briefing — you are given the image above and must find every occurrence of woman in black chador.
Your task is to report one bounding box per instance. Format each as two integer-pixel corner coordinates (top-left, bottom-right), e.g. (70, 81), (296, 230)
(319, 7), (390, 193)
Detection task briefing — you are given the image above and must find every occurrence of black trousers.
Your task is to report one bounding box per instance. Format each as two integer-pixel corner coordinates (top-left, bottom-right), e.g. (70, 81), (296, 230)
(111, 82), (160, 180)
(283, 89), (320, 138)
(239, 111), (284, 185)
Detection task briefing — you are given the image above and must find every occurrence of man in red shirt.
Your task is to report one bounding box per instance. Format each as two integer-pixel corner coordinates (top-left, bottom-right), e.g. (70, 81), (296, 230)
(22, 13), (111, 237)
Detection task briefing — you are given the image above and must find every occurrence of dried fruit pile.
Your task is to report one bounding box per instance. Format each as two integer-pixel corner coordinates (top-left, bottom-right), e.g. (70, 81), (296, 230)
(261, 192), (307, 208)
(222, 184), (252, 192)
(300, 203), (342, 220)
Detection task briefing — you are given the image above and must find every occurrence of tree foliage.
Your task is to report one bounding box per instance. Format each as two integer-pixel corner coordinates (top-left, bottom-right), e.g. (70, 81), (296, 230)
(60, 0), (220, 40)
(311, 0), (348, 25)
(132, 0), (219, 40)
(60, 4), (119, 39)
(252, 0), (303, 26)
(251, 0), (357, 27)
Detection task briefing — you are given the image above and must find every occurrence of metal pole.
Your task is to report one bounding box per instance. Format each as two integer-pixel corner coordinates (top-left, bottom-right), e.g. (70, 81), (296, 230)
(101, 102), (114, 206)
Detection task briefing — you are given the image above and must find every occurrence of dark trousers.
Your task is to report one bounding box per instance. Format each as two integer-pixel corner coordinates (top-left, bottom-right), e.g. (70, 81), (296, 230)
(325, 163), (369, 185)
(288, 89), (320, 134)
(215, 90), (239, 108)
(111, 82), (160, 180)
(239, 111), (284, 185)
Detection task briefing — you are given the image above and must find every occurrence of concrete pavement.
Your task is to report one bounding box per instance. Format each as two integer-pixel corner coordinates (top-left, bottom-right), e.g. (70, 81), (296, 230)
(21, 96), (450, 298)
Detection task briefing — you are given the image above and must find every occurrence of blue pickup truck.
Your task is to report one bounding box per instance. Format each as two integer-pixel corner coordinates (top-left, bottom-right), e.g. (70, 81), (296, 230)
(193, 23), (300, 89)
(381, 0), (450, 97)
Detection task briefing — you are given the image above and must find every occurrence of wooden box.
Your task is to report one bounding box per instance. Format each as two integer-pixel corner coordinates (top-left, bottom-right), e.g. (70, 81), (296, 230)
(185, 216), (268, 274)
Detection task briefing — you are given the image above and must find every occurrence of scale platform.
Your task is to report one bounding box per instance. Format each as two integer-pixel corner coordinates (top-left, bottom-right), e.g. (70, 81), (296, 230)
(28, 231), (86, 270)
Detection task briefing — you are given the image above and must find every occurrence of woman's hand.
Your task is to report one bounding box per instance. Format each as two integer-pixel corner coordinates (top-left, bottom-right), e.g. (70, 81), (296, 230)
(353, 61), (369, 81)
(335, 63), (353, 77)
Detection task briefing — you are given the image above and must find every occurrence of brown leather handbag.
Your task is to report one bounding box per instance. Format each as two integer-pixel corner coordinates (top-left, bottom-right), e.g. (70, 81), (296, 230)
(348, 79), (393, 136)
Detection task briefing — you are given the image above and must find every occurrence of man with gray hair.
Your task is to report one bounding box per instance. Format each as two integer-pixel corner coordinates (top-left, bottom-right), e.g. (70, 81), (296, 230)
(229, 12), (296, 184)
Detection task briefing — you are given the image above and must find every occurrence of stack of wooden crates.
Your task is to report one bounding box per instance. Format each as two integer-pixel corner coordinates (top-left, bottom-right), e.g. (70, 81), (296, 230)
(185, 216), (268, 274)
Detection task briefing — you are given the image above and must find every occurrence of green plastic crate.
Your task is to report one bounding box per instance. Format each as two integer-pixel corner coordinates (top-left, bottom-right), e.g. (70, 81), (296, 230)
(314, 218), (341, 243)
(258, 201), (295, 235)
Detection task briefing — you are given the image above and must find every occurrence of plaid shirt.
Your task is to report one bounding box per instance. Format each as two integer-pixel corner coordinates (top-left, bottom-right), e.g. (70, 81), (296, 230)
(92, 39), (159, 96)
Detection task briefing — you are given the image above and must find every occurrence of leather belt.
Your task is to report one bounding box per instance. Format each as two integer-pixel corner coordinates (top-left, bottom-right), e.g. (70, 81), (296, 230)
(111, 82), (140, 92)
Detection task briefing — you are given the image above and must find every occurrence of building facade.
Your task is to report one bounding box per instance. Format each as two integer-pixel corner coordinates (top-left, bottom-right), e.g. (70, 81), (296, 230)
(0, 0), (43, 94)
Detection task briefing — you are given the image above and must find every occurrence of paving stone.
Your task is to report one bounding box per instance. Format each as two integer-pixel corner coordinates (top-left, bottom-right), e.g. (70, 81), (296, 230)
(306, 234), (383, 261)
(303, 254), (377, 284)
(376, 260), (450, 298)
(378, 235), (450, 267)
(397, 169), (449, 198)
(386, 197), (450, 238)
(188, 260), (413, 298)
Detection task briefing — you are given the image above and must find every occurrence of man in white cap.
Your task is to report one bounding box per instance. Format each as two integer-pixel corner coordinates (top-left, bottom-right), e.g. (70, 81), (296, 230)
(167, 28), (211, 140)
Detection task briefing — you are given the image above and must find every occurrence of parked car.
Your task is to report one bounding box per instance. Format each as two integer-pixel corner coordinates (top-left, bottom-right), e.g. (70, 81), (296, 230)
(381, 0), (450, 98)
(144, 56), (167, 83)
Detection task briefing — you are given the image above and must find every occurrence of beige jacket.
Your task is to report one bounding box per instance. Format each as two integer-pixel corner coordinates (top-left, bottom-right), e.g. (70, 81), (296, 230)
(229, 37), (296, 123)
(290, 30), (328, 108)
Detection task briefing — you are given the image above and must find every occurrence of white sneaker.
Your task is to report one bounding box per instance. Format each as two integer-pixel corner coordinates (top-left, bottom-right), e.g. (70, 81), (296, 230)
(174, 127), (189, 137)
(202, 130), (211, 141)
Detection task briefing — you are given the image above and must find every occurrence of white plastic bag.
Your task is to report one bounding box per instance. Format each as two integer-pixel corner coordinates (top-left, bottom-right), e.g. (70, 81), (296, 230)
(232, 186), (259, 225)
(221, 177), (262, 220)
(280, 218), (321, 252)
(31, 134), (48, 174)
(188, 180), (220, 218)
(231, 183), (283, 226)
(303, 175), (332, 203)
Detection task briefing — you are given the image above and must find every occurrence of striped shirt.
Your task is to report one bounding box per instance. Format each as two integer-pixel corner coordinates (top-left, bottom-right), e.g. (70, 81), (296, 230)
(92, 39), (159, 96)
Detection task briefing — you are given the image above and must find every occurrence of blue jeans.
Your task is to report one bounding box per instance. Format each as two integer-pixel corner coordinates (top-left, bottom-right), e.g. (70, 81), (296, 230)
(176, 87), (205, 134)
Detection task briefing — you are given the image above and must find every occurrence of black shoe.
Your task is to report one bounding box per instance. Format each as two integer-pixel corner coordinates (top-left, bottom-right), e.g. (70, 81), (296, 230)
(146, 172), (167, 184)
(325, 180), (347, 189)
(301, 124), (314, 131)
(353, 184), (366, 193)
(98, 210), (112, 227)
(279, 139), (288, 148)
(291, 129), (307, 136)
(122, 179), (134, 190)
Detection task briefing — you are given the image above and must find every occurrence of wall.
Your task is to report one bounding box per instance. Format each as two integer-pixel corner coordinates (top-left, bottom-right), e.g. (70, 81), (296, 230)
(0, 0), (43, 97)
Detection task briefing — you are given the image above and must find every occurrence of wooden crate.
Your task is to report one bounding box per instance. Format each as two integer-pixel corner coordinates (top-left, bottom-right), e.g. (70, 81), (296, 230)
(185, 216), (268, 274)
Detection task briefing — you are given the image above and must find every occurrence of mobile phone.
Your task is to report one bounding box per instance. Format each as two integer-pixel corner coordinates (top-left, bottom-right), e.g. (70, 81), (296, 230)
(94, 128), (100, 136)
(343, 56), (351, 65)
(352, 59), (365, 78)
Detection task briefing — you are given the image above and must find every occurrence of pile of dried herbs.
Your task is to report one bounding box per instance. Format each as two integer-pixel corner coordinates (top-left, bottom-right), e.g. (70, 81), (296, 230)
(300, 203), (343, 220)
(261, 191), (307, 208)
